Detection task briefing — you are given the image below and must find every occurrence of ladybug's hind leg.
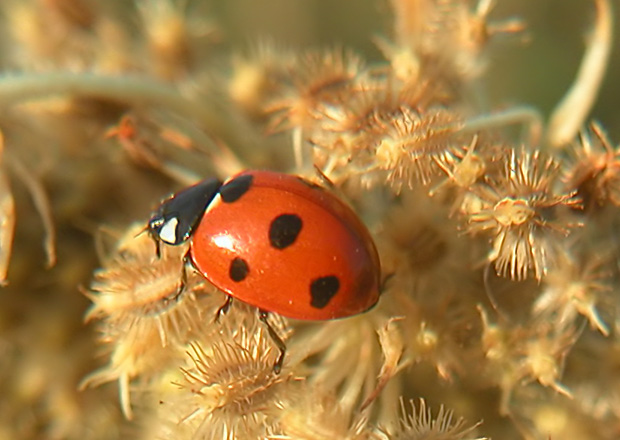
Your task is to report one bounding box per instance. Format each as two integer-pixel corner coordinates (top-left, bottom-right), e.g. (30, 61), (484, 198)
(214, 295), (233, 323)
(258, 310), (286, 374)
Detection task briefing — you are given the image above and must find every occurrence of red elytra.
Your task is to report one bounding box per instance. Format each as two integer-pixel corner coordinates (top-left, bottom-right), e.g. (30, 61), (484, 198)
(189, 170), (381, 320)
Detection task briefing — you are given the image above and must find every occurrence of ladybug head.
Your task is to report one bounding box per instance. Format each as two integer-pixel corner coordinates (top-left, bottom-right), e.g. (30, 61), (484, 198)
(147, 177), (223, 248)
(148, 209), (181, 245)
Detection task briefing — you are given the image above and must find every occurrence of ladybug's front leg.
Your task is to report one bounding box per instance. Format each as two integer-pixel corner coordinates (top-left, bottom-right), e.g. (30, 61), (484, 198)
(153, 237), (162, 259)
(143, 224), (162, 259)
(258, 310), (286, 374)
(167, 248), (192, 303)
(156, 247), (192, 307)
(178, 249), (193, 295)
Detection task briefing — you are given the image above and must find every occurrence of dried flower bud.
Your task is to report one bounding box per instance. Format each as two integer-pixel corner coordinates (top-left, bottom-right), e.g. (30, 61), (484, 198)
(81, 223), (220, 419)
(564, 122), (620, 210)
(266, 48), (364, 134)
(479, 307), (577, 415)
(534, 252), (611, 336)
(274, 386), (369, 440)
(374, 106), (464, 190)
(138, 0), (217, 80)
(377, 398), (485, 440)
(164, 323), (293, 439)
(465, 148), (582, 280)
(228, 42), (296, 121)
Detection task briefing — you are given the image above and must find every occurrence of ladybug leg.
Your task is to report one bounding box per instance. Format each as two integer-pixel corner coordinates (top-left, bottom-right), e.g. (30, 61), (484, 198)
(170, 249), (192, 301)
(162, 251), (191, 306)
(214, 295), (233, 323)
(154, 239), (162, 259)
(144, 226), (162, 259)
(258, 310), (286, 374)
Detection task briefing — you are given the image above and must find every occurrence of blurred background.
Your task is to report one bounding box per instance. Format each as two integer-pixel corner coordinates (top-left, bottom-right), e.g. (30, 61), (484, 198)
(0, 1), (618, 439)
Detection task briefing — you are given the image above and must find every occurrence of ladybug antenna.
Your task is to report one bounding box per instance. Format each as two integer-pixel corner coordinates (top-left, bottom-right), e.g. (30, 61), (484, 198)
(214, 296), (233, 323)
(134, 224), (162, 259)
(134, 224), (149, 238)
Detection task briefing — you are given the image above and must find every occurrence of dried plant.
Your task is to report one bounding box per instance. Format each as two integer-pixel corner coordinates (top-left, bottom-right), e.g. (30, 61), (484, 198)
(463, 148), (582, 280)
(2, 1), (620, 440)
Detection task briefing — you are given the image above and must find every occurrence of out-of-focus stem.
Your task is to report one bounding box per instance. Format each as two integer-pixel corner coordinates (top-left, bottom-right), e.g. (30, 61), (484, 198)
(546, 0), (613, 147)
(0, 133), (14, 285)
(6, 151), (56, 269)
(462, 106), (543, 146)
(0, 72), (227, 155)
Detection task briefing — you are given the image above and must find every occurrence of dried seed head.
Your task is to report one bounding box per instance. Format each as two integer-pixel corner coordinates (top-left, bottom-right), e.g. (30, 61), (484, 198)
(436, 136), (486, 190)
(378, 398), (485, 440)
(520, 325), (577, 398)
(273, 386), (368, 440)
(378, 187), (465, 293)
(465, 149), (582, 280)
(534, 252), (611, 336)
(266, 48), (364, 133)
(429, 135), (500, 214)
(5, 0), (98, 69)
(308, 83), (455, 187)
(377, 188), (486, 380)
(291, 315), (386, 418)
(479, 307), (577, 414)
(375, 36), (422, 84)
(170, 323), (293, 439)
(81, 223), (220, 419)
(228, 42), (296, 121)
(138, 0), (217, 80)
(311, 86), (393, 144)
(270, 321), (405, 439)
(387, 0), (524, 87)
(314, 103), (465, 193)
(374, 107), (464, 190)
(85, 224), (214, 347)
(564, 122), (620, 210)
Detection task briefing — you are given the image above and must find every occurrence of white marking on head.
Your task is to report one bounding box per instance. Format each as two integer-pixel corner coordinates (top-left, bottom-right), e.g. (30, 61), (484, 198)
(159, 217), (179, 244)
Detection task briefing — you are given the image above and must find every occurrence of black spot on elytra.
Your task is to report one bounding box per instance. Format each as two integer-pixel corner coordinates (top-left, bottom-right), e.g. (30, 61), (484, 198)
(229, 257), (249, 282)
(220, 174), (253, 203)
(269, 214), (303, 249)
(310, 275), (340, 309)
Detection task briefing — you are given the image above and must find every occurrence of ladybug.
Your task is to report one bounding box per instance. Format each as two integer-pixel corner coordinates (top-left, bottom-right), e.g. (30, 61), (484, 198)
(147, 170), (381, 371)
